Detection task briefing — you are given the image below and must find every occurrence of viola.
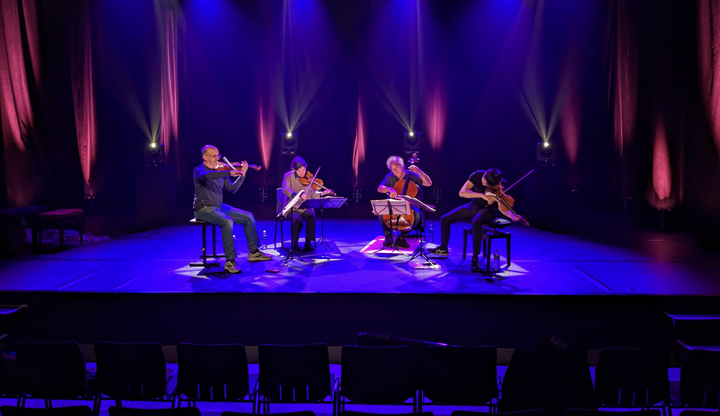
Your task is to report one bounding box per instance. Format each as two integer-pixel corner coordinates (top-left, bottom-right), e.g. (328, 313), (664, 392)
(299, 172), (336, 196)
(216, 161), (261, 176)
(485, 183), (530, 226)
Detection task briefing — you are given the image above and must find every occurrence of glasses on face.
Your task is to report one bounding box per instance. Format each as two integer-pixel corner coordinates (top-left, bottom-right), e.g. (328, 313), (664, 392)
(208, 154), (221, 159)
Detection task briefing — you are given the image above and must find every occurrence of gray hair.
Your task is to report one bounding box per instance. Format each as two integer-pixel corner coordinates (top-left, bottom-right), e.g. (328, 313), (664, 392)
(386, 155), (404, 170)
(201, 145), (217, 156)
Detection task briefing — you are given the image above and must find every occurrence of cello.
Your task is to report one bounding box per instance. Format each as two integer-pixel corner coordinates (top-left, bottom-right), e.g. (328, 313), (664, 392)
(382, 154), (420, 232)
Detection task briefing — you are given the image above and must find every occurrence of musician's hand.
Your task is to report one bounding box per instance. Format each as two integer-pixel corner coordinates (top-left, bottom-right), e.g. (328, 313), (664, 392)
(230, 170), (243, 177)
(484, 192), (497, 203)
(301, 194), (307, 200)
(509, 213), (519, 222)
(388, 190), (398, 199)
(408, 165), (419, 173)
(321, 189), (333, 196)
(240, 160), (249, 175)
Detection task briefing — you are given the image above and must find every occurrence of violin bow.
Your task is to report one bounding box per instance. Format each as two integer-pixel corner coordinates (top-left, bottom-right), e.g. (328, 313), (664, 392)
(304, 166), (322, 194)
(222, 157), (242, 184)
(503, 168), (535, 193)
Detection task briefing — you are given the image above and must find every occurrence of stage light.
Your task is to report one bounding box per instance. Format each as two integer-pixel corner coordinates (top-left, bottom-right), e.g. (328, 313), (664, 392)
(144, 141), (165, 168)
(536, 141), (556, 164)
(281, 131), (298, 155)
(403, 130), (420, 155)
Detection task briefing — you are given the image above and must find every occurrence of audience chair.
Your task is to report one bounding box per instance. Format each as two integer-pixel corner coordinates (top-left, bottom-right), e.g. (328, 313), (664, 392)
(676, 411), (720, 416)
(678, 349), (720, 410)
(594, 348), (671, 415)
(338, 346), (418, 414)
(221, 412), (314, 416)
(452, 410), (546, 416)
(14, 341), (92, 407)
(1, 406), (92, 416)
(94, 342), (175, 412)
(419, 346), (498, 412)
(175, 343), (253, 410)
(108, 407), (200, 416)
(257, 344), (336, 414)
(564, 410), (662, 416)
(340, 412), (433, 416)
(499, 338), (595, 416)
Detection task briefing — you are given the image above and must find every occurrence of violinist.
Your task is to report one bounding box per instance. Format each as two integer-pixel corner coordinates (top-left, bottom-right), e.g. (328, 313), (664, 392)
(282, 156), (334, 252)
(376, 155), (432, 248)
(429, 168), (520, 272)
(193, 145), (271, 274)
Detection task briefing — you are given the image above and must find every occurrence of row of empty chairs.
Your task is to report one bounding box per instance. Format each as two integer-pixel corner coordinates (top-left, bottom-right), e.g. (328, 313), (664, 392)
(1, 340), (719, 416)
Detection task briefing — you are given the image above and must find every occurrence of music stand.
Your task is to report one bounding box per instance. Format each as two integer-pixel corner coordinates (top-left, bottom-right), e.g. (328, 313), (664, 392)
(396, 195), (438, 268)
(298, 196), (347, 254)
(371, 199), (412, 255)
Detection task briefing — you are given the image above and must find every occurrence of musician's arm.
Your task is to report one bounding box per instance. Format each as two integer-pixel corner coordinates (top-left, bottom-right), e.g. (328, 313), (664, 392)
(459, 180), (490, 200)
(409, 166), (432, 186)
(281, 173), (296, 199)
(224, 174), (245, 193)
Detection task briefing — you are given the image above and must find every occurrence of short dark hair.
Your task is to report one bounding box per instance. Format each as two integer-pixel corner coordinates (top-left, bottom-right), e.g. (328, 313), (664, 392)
(484, 168), (504, 187)
(291, 156), (307, 171)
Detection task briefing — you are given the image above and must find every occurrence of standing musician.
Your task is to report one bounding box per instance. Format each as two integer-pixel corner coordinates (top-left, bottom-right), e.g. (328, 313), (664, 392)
(429, 168), (520, 272)
(193, 145), (271, 274)
(282, 156), (334, 252)
(376, 155), (432, 248)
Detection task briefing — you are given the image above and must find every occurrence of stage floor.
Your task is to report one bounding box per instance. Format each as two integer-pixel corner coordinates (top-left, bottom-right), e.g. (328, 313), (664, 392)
(1, 218), (719, 295)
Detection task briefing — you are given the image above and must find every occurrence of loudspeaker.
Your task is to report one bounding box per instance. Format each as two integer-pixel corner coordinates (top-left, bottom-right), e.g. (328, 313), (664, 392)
(135, 167), (177, 230)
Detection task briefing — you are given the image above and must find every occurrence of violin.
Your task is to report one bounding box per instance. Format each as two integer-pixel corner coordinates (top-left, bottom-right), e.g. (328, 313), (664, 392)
(382, 153), (420, 232)
(485, 183), (530, 226)
(216, 161), (261, 176)
(298, 172), (336, 196)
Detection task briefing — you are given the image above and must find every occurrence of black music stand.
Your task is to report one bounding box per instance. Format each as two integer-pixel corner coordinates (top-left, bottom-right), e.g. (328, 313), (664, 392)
(371, 199), (412, 255)
(298, 197), (347, 254)
(396, 195), (437, 268)
(278, 190), (311, 265)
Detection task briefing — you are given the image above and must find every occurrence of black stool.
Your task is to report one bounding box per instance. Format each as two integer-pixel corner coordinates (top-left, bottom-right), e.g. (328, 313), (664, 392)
(463, 219), (512, 270)
(189, 218), (226, 268)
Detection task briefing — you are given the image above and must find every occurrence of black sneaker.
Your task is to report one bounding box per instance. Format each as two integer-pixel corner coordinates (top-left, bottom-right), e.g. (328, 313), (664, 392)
(291, 245), (302, 252)
(301, 245), (315, 253)
(382, 236), (394, 247)
(471, 257), (480, 273)
(395, 235), (410, 248)
(429, 247), (448, 255)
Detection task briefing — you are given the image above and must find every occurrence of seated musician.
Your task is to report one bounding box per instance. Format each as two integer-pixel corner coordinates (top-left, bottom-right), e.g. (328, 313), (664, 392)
(376, 155), (432, 248)
(282, 156), (334, 252)
(429, 168), (519, 272)
(193, 145), (271, 274)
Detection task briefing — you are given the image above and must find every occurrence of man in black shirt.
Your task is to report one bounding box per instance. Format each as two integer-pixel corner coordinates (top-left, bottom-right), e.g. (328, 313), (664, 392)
(429, 168), (519, 272)
(193, 145), (271, 274)
(376, 155), (432, 248)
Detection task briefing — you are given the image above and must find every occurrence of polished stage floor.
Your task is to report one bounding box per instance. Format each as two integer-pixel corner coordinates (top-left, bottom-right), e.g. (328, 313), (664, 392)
(1, 218), (719, 295)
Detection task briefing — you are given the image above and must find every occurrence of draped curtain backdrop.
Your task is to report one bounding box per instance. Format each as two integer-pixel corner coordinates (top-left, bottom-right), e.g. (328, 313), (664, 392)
(0, 0), (41, 206)
(69, 0), (99, 198)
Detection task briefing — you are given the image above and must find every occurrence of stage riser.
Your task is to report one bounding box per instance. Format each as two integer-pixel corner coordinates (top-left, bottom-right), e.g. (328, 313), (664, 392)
(0, 292), (718, 349)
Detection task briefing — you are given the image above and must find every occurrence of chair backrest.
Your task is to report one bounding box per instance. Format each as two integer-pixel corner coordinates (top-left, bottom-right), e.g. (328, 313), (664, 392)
(221, 412), (315, 416)
(564, 409), (662, 416)
(594, 347), (670, 408)
(341, 345), (417, 405)
(15, 341), (86, 399)
(499, 341), (594, 416)
(422, 346), (498, 405)
(176, 343), (249, 401)
(452, 410), (546, 416)
(276, 188), (287, 216)
(1, 406), (93, 416)
(108, 407), (201, 416)
(680, 349), (720, 408)
(258, 344), (331, 403)
(95, 341), (167, 401)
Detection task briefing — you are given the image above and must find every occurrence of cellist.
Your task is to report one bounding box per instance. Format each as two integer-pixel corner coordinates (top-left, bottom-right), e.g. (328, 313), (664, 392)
(376, 155), (432, 248)
(429, 168), (520, 272)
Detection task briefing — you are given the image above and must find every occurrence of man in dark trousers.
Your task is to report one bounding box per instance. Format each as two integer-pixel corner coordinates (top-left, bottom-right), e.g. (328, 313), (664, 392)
(193, 145), (271, 273)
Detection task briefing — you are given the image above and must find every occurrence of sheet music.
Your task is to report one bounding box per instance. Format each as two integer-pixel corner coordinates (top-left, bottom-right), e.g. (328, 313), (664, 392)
(279, 190), (305, 218)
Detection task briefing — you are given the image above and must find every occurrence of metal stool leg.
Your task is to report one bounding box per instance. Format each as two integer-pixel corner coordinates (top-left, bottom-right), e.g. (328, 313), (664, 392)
(505, 233), (511, 269)
(462, 230), (468, 260)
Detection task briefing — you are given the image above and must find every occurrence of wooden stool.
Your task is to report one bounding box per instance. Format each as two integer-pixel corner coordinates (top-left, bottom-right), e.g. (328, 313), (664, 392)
(34, 209), (84, 249)
(189, 218), (226, 268)
(463, 219), (512, 271)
